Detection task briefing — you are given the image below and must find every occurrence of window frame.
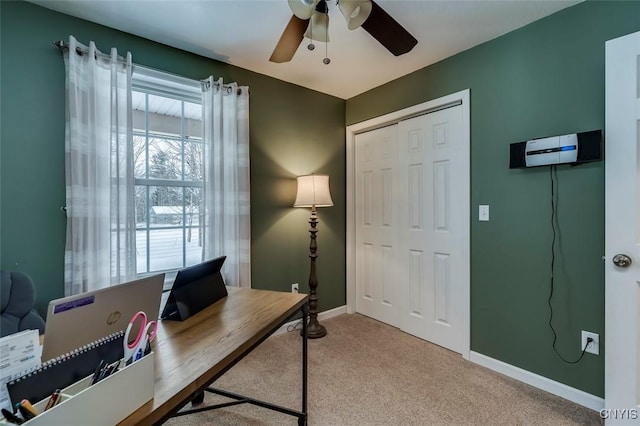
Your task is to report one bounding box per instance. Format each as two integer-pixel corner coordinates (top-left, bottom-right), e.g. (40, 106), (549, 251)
(131, 66), (204, 281)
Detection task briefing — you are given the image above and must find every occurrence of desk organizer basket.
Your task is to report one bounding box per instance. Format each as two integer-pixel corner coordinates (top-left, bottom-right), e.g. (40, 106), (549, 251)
(0, 352), (154, 426)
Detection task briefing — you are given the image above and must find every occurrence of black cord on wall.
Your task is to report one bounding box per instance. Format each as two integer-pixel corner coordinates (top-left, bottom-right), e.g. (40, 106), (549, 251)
(547, 165), (591, 364)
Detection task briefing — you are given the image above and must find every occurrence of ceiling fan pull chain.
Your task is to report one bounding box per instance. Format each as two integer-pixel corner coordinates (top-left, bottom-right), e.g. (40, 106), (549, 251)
(307, 16), (315, 50)
(323, 7), (330, 64)
(323, 40), (330, 64)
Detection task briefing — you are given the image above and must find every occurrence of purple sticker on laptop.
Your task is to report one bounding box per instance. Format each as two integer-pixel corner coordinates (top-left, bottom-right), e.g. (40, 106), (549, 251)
(52, 295), (95, 314)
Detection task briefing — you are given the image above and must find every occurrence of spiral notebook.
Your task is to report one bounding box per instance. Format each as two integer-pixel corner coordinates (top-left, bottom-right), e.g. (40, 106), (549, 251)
(5, 331), (124, 411)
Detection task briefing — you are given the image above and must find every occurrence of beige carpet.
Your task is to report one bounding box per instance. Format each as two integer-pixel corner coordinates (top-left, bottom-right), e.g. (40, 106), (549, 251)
(165, 313), (602, 426)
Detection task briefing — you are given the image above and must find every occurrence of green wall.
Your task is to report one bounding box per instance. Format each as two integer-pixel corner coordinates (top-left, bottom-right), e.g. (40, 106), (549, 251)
(347, 0), (639, 398)
(0, 1), (346, 316)
(2, 0), (637, 400)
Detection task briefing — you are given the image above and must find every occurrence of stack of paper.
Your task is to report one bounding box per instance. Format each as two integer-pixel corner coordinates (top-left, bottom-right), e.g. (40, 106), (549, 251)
(0, 330), (41, 411)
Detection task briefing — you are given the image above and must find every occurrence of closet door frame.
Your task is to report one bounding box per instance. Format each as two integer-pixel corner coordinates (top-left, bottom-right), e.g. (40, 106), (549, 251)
(346, 89), (471, 359)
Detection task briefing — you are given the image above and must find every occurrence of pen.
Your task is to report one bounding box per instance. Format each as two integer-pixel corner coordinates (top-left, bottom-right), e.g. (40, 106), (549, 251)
(104, 359), (120, 378)
(20, 399), (38, 417)
(91, 359), (105, 385)
(1, 408), (24, 424)
(45, 389), (61, 411)
(16, 403), (35, 421)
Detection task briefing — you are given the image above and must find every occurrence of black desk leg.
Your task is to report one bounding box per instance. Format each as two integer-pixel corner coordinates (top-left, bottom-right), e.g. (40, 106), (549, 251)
(191, 391), (204, 405)
(173, 302), (310, 425)
(300, 303), (308, 426)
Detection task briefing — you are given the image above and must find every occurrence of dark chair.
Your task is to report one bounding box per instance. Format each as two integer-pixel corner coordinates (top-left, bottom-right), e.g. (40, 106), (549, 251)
(1, 271), (46, 337)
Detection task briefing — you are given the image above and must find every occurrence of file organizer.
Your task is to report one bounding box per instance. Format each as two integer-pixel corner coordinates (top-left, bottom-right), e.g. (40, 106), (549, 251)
(0, 353), (154, 425)
(6, 331), (125, 409)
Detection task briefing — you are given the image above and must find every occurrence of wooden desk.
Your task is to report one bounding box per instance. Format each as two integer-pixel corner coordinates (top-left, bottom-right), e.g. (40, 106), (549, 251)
(119, 287), (308, 425)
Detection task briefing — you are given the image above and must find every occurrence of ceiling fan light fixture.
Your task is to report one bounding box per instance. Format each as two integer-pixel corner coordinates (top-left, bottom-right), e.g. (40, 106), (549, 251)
(288, 0), (319, 20)
(304, 11), (330, 42)
(273, 0), (415, 64)
(338, 0), (372, 30)
(314, 0), (329, 14)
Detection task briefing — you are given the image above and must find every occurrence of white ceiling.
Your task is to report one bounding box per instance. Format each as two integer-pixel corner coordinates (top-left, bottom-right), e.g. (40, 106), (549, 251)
(30, 0), (580, 99)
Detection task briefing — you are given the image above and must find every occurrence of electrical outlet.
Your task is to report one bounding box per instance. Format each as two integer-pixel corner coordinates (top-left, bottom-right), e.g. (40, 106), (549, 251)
(581, 331), (599, 355)
(479, 205), (489, 221)
(291, 283), (299, 294)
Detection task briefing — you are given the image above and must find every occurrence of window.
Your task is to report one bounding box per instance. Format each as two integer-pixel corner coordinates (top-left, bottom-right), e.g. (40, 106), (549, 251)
(132, 68), (204, 276)
(63, 41), (250, 295)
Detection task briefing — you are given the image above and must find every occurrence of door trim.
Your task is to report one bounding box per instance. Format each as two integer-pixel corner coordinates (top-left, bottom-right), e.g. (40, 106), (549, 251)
(604, 31), (640, 419)
(346, 89), (471, 359)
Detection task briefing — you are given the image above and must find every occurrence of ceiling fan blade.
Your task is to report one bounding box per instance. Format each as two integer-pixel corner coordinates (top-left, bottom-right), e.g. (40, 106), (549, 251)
(361, 0), (417, 56)
(270, 15), (309, 63)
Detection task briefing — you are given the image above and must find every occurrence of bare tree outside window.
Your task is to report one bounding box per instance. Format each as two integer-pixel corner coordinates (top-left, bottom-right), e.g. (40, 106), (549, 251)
(132, 89), (204, 275)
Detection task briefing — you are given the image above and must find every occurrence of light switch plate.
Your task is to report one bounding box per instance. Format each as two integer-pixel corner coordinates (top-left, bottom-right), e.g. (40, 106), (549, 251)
(479, 205), (489, 221)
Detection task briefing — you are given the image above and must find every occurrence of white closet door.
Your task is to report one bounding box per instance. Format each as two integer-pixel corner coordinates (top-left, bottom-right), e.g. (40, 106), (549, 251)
(354, 124), (400, 327)
(398, 105), (466, 353)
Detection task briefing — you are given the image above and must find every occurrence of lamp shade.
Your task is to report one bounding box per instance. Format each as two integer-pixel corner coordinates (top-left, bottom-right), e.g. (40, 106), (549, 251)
(338, 0), (372, 30)
(294, 175), (334, 208)
(288, 0), (319, 20)
(304, 11), (330, 42)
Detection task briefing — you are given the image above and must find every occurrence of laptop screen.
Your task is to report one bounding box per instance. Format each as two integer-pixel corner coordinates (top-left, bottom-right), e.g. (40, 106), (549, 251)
(41, 274), (164, 361)
(161, 256), (227, 321)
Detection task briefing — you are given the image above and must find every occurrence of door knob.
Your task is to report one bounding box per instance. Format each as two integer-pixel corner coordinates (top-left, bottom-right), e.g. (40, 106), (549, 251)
(612, 254), (632, 268)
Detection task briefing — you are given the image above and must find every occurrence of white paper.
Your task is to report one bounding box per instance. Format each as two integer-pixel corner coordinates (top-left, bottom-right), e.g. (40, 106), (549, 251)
(0, 329), (41, 411)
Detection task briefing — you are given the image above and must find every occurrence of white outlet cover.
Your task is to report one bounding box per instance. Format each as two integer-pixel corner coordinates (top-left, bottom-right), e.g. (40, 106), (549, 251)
(581, 330), (599, 355)
(479, 205), (489, 221)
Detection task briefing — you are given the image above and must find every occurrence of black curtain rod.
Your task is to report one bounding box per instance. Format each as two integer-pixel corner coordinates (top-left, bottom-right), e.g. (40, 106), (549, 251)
(200, 79), (245, 95)
(53, 40), (246, 96)
(53, 40), (128, 63)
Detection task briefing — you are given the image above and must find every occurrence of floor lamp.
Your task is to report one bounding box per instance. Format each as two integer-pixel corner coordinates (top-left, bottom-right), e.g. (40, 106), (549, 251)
(294, 174), (333, 339)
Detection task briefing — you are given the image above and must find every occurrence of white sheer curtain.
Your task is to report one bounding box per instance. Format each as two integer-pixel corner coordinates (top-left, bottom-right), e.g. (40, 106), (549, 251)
(202, 77), (251, 287)
(63, 36), (136, 295)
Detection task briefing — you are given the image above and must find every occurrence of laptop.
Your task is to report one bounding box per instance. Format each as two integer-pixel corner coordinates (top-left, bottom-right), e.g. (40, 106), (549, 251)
(41, 274), (165, 361)
(161, 256), (227, 321)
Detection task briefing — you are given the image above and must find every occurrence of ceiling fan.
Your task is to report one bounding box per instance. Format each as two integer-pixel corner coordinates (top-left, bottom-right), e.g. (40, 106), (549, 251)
(270, 0), (418, 63)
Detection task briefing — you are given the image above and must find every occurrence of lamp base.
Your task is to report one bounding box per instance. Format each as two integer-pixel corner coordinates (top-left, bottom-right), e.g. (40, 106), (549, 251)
(303, 319), (327, 339)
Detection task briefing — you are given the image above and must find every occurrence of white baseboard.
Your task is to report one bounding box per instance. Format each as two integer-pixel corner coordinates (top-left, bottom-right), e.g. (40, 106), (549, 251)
(469, 351), (604, 412)
(272, 305), (347, 337)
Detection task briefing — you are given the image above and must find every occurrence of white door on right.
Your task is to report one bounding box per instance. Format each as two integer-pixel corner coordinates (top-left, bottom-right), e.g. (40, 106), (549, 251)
(605, 31), (640, 424)
(398, 106), (468, 354)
